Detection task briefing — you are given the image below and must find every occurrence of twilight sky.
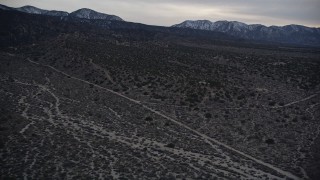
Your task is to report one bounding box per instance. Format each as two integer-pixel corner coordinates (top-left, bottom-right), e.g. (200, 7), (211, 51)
(1, 0), (319, 27)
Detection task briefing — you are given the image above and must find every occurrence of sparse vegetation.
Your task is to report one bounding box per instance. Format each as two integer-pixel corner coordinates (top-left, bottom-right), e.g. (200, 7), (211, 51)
(0, 9), (319, 180)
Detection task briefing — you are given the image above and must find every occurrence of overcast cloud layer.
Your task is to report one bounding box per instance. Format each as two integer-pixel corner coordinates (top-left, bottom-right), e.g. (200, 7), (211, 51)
(1, 0), (319, 27)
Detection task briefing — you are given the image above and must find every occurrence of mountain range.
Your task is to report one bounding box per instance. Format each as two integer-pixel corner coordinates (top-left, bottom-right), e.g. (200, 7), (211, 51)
(0, 4), (123, 21)
(172, 20), (320, 46)
(0, 4), (320, 46)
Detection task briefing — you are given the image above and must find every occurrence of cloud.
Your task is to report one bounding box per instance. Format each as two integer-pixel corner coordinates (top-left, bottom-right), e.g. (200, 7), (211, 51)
(1, 0), (319, 27)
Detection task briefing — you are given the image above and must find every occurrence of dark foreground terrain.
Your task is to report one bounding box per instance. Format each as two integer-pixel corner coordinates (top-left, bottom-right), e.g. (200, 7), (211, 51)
(1, 10), (320, 179)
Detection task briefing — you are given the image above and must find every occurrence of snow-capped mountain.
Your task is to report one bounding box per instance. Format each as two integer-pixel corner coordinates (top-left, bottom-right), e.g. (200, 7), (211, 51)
(175, 20), (214, 30)
(69, 8), (123, 21)
(16, 5), (69, 16)
(173, 20), (320, 45)
(16, 5), (48, 14)
(0, 4), (123, 21)
(172, 20), (250, 32)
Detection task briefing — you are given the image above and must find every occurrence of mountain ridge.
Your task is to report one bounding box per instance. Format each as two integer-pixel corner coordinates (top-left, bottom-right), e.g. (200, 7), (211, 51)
(173, 19), (320, 29)
(172, 20), (320, 46)
(0, 4), (123, 21)
(0, 4), (319, 46)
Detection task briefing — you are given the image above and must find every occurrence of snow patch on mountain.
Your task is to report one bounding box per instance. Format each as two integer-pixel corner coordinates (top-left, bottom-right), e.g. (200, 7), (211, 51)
(14, 5), (69, 16)
(16, 6), (48, 14)
(70, 8), (123, 21)
(45, 10), (69, 17)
